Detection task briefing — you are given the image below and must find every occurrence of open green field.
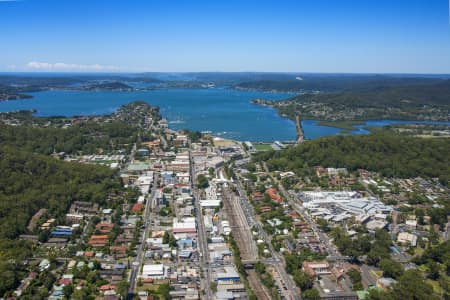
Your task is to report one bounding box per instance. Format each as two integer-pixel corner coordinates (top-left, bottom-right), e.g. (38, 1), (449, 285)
(254, 144), (273, 151)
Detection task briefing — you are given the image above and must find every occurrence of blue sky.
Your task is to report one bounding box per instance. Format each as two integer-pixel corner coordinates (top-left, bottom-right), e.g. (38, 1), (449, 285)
(0, 0), (449, 73)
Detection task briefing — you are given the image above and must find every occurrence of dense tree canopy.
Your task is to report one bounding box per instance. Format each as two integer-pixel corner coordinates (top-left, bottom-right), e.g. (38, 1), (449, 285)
(0, 146), (122, 294)
(0, 121), (137, 155)
(0, 146), (119, 239)
(256, 133), (450, 185)
(368, 270), (439, 300)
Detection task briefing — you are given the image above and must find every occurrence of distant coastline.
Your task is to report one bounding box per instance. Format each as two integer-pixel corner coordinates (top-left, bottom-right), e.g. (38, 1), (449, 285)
(251, 97), (450, 137)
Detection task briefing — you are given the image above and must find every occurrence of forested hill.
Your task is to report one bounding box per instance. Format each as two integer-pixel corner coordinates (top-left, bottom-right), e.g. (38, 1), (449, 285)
(286, 79), (450, 107)
(0, 146), (121, 294)
(0, 146), (119, 239)
(234, 75), (448, 94)
(0, 121), (137, 155)
(82, 81), (133, 91)
(248, 78), (450, 122)
(0, 101), (157, 295)
(255, 133), (450, 185)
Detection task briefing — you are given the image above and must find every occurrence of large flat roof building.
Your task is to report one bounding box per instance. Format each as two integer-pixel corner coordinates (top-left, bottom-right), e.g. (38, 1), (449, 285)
(215, 266), (241, 282)
(300, 191), (392, 217)
(200, 199), (222, 208)
(173, 217), (197, 238)
(142, 264), (166, 279)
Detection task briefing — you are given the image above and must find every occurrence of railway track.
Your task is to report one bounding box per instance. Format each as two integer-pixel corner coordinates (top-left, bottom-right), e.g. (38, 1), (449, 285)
(223, 188), (271, 300)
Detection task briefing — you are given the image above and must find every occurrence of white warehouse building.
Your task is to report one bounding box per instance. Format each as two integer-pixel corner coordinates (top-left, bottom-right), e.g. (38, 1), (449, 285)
(142, 264), (167, 279)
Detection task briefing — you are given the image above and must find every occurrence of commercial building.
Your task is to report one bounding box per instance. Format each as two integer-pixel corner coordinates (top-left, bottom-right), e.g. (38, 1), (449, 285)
(303, 261), (331, 277)
(215, 266), (241, 283)
(173, 217), (197, 238)
(300, 191), (392, 219)
(142, 264), (167, 279)
(200, 199), (222, 208)
(397, 232), (417, 247)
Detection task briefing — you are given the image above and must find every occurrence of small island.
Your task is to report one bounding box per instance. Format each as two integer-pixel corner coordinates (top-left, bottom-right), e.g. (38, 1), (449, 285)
(81, 81), (134, 91)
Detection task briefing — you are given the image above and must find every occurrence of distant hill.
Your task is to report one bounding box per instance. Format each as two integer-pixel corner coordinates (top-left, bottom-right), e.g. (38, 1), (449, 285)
(234, 74), (444, 93)
(0, 74), (162, 86)
(0, 75), (164, 99)
(82, 81), (134, 91)
(286, 79), (450, 107)
(0, 75), (83, 87)
(0, 84), (45, 101)
(252, 78), (450, 122)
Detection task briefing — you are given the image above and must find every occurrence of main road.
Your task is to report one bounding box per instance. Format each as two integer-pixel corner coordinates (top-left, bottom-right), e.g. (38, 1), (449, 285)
(127, 172), (158, 300)
(190, 151), (213, 300)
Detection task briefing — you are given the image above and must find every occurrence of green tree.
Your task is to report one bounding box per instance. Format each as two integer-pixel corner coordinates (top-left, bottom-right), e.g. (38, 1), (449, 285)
(208, 167), (215, 176)
(156, 283), (171, 299)
(210, 282), (218, 292)
(316, 218), (330, 232)
(292, 270), (313, 290)
(0, 268), (18, 296)
(347, 268), (362, 284)
(389, 270), (438, 300)
(72, 288), (94, 300)
(426, 260), (440, 280)
(379, 259), (403, 279)
(302, 288), (320, 300)
(62, 284), (74, 298)
(197, 174), (209, 189)
(116, 280), (130, 299)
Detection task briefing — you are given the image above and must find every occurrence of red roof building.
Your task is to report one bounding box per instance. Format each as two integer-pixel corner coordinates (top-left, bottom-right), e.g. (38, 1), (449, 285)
(266, 188), (282, 203)
(288, 211), (298, 219)
(252, 192), (264, 201)
(59, 279), (71, 286)
(260, 206), (272, 213)
(132, 203), (144, 212)
(302, 261), (330, 278)
(100, 285), (117, 291)
(90, 235), (109, 240)
(88, 235), (109, 247)
(96, 223), (114, 234)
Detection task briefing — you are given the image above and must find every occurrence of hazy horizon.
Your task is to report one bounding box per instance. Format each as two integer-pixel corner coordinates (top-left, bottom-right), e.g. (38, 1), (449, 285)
(1, 71), (450, 76)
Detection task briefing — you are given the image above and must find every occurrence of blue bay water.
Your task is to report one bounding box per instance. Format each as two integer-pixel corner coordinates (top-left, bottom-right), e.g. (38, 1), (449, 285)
(301, 119), (450, 139)
(351, 120), (450, 134)
(1, 89), (449, 141)
(300, 120), (341, 139)
(0, 89), (296, 142)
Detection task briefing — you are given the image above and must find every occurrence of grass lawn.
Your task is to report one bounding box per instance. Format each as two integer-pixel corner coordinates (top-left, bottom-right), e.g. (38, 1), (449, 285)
(418, 264), (429, 272)
(254, 144), (273, 151)
(136, 281), (171, 299)
(136, 283), (158, 292)
(413, 247), (425, 256)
